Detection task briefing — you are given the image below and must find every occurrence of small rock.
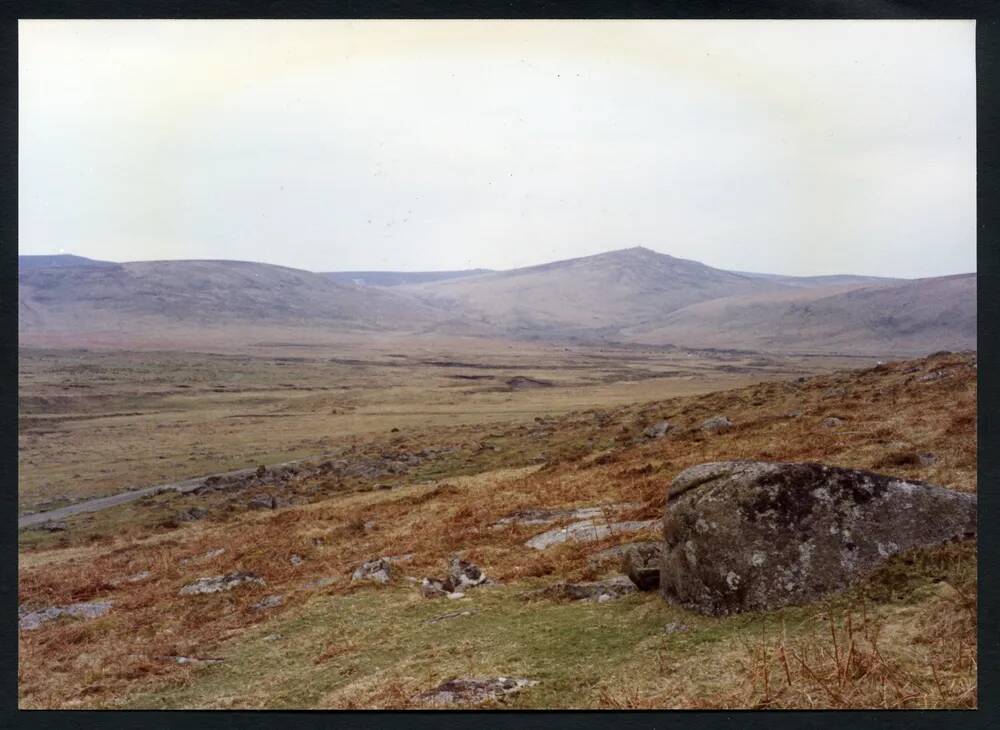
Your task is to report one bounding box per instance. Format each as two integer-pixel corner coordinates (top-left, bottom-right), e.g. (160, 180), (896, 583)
(447, 556), (488, 590)
(702, 416), (733, 433)
(446, 591), (466, 600)
(179, 572), (265, 596)
(784, 410), (803, 419)
(419, 677), (538, 705)
(351, 558), (393, 584)
(643, 421), (672, 439)
(426, 610), (476, 624)
(252, 594), (284, 611)
(538, 575), (637, 603)
(180, 547), (225, 565)
(178, 507), (209, 522)
(822, 417), (844, 428)
(171, 655), (224, 666)
(248, 494), (277, 510)
(305, 576), (338, 590)
(19, 600), (113, 631)
(663, 622), (690, 634)
(918, 452), (939, 467)
(621, 541), (662, 591)
(40, 521), (68, 532)
(290, 554), (304, 566)
(420, 578), (448, 599)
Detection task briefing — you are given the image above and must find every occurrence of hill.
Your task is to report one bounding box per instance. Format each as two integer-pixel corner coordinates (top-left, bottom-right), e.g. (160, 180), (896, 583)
(323, 269), (493, 287)
(18, 254), (118, 270)
(17, 259), (464, 337)
(400, 247), (788, 339)
(621, 273), (976, 356)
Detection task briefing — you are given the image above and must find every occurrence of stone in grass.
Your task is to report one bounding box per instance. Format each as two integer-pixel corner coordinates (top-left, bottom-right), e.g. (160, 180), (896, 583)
(701, 416), (733, 433)
(538, 575), (637, 603)
(643, 421), (672, 439)
(351, 558), (393, 584)
(179, 572), (265, 596)
(661, 461), (977, 616)
(621, 541), (662, 591)
(252, 594), (284, 611)
(447, 555), (488, 590)
(525, 518), (658, 550)
(19, 600), (113, 631)
(419, 677), (538, 706)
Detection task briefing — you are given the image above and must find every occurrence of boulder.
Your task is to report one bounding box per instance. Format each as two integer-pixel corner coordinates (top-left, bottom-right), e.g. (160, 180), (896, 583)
(351, 558), (393, 584)
(621, 541), (662, 591)
(702, 416), (733, 433)
(660, 461), (977, 615)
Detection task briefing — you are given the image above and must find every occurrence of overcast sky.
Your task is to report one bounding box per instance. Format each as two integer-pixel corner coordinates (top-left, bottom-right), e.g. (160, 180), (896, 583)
(19, 20), (975, 278)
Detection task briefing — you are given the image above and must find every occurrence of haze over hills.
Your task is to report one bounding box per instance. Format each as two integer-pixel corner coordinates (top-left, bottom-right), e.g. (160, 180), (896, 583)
(17, 247), (975, 356)
(323, 269), (494, 287)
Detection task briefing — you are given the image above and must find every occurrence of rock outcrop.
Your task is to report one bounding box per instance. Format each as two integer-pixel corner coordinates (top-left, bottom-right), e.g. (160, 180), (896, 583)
(660, 461), (976, 615)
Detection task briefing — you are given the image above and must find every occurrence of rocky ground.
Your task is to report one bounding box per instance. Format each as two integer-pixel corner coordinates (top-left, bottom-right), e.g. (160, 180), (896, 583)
(17, 351), (977, 709)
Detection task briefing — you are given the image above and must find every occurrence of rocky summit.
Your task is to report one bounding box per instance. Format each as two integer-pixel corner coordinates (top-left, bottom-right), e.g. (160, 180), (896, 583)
(660, 461), (977, 615)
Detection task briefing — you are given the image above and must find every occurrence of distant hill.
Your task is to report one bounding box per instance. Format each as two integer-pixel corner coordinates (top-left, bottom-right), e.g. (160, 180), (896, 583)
(16, 247), (975, 356)
(620, 273), (976, 356)
(323, 269), (493, 287)
(18, 254), (118, 270)
(399, 247), (788, 339)
(18, 259), (467, 337)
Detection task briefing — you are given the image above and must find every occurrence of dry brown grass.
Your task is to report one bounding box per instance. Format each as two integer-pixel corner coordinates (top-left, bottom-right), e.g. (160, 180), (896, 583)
(18, 351), (977, 708)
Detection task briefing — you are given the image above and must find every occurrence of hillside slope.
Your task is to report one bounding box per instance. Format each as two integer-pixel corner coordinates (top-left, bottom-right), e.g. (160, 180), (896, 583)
(401, 247), (788, 338)
(17, 259), (464, 336)
(323, 269), (493, 287)
(622, 273), (976, 355)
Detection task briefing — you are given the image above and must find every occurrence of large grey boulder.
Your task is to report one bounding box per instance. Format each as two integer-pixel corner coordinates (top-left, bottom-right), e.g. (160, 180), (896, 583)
(661, 461), (976, 615)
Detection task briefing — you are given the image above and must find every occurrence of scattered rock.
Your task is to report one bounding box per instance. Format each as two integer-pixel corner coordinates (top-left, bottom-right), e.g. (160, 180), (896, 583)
(783, 410), (803, 419)
(538, 575), (636, 603)
(919, 370), (950, 382)
(305, 576), (338, 590)
(702, 416), (733, 433)
(663, 622), (690, 634)
(19, 600), (113, 631)
(526, 519), (658, 550)
(643, 421), (672, 439)
(506, 376), (553, 390)
(918, 452), (939, 467)
(425, 610), (476, 624)
(289, 554), (304, 566)
(447, 556), (488, 590)
(180, 547), (225, 565)
(446, 591), (466, 600)
(39, 521), (68, 532)
(262, 633), (285, 642)
(170, 655), (224, 666)
(179, 572), (265, 596)
(822, 417), (844, 428)
(421, 578), (448, 598)
(256, 465), (267, 478)
(660, 461), (977, 615)
(252, 594), (284, 611)
(419, 677), (538, 705)
(351, 558), (393, 584)
(178, 507), (209, 522)
(621, 541), (662, 591)
(490, 503), (638, 529)
(248, 494), (277, 510)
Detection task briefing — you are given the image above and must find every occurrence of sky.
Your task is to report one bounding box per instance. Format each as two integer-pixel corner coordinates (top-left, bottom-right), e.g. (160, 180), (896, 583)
(19, 20), (975, 278)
